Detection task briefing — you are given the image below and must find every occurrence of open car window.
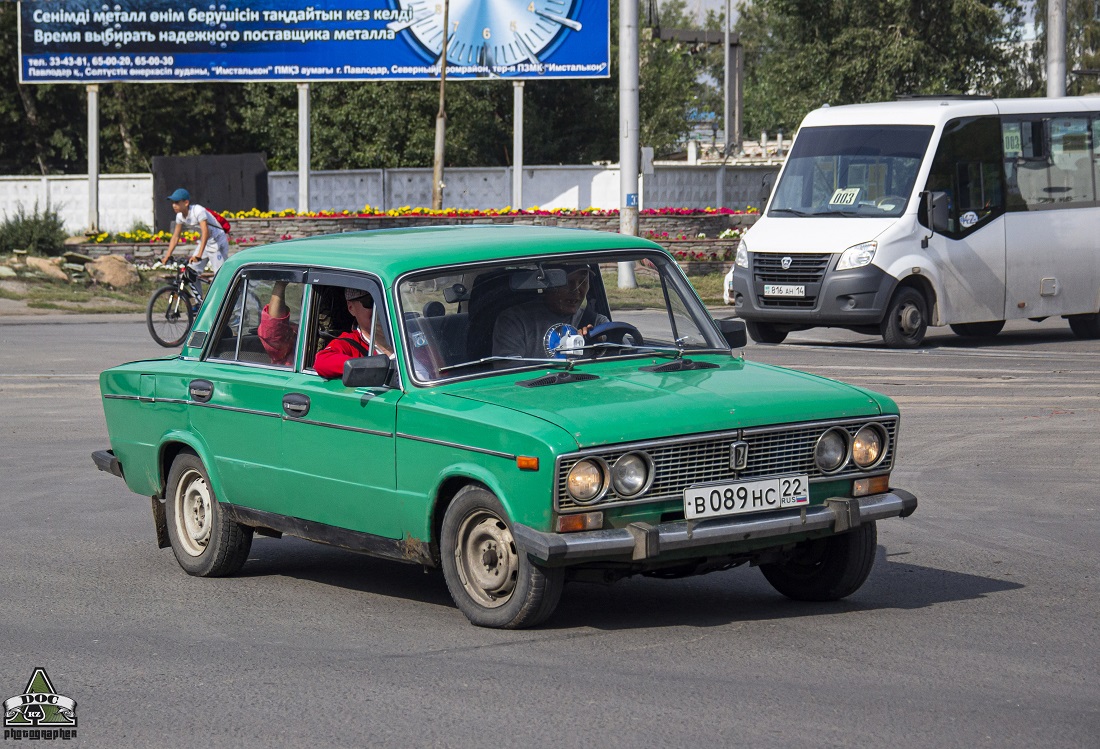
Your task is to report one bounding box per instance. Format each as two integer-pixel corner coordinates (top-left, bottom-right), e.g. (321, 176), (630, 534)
(206, 269), (306, 368)
(397, 251), (725, 382)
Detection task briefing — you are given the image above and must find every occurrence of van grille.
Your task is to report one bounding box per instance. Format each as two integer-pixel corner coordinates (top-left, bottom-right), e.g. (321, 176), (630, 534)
(753, 252), (831, 308)
(555, 416), (898, 512)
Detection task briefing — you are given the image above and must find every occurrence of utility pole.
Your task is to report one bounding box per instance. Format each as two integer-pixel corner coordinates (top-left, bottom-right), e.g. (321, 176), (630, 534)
(297, 83), (311, 213)
(1047, 0), (1067, 97)
(432, 0), (450, 210)
(87, 85), (99, 233)
(618, 0), (639, 289)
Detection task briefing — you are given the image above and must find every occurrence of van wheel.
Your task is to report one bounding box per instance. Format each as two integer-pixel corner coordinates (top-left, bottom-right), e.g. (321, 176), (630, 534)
(441, 486), (563, 629)
(746, 321), (788, 344)
(760, 522), (878, 601)
(164, 451), (253, 577)
(950, 320), (1005, 338)
(881, 288), (928, 348)
(1068, 312), (1100, 339)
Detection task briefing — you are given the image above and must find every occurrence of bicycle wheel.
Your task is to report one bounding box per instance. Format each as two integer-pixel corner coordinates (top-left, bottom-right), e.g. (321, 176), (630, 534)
(147, 285), (195, 347)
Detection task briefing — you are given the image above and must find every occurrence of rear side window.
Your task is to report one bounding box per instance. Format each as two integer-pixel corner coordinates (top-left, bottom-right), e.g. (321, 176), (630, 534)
(1004, 115), (1097, 208)
(924, 116), (1005, 236)
(208, 270), (306, 367)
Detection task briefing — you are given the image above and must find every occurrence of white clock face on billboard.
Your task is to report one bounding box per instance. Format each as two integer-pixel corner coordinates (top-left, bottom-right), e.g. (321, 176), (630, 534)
(392, 0), (583, 69)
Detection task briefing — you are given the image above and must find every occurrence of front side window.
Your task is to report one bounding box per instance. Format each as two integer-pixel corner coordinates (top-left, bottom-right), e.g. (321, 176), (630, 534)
(208, 270), (306, 367)
(397, 251), (727, 382)
(923, 116), (1005, 236)
(770, 125), (933, 218)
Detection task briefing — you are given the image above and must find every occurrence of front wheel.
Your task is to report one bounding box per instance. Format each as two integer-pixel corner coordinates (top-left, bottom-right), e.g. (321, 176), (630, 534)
(164, 451), (253, 577)
(1068, 312), (1100, 339)
(440, 485), (563, 628)
(746, 321), (789, 344)
(147, 285), (195, 347)
(880, 287), (928, 348)
(761, 521), (878, 601)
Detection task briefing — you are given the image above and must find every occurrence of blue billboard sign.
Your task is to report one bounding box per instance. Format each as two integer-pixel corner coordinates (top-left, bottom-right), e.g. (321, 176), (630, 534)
(18, 0), (610, 83)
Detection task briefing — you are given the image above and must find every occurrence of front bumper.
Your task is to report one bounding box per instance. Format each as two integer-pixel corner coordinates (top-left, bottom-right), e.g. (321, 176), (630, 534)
(512, 489), (917, 565)
(731, 261), (895, 326)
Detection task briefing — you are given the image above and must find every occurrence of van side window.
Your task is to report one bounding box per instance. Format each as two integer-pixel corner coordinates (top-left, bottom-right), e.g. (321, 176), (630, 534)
(1004, 116), (1096, 208)
(924, 116), (1004, 236)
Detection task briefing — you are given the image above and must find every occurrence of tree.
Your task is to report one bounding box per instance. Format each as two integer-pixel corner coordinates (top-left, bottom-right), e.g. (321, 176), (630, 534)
(734, 0), (1033, 136)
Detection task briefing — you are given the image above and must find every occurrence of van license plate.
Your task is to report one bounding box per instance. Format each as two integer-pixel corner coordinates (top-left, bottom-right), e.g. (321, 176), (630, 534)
(684, 475), (809, 520)
(763, 284), (805, 297)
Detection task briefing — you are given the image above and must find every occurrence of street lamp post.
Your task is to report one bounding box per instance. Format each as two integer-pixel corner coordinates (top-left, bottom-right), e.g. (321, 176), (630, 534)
(432, 0), (450, 210)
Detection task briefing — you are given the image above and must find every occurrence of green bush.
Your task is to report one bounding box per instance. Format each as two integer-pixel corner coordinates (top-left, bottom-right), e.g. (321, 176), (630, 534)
(0, 203), (67, 256)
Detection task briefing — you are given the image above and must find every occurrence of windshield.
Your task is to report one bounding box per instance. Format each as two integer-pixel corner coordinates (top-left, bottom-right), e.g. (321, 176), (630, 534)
(396, 251), (728, 383)
(770, 125), (933, 217)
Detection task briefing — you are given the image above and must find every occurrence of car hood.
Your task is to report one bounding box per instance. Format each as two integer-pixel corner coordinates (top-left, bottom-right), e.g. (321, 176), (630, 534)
(745, 216), (898, 254)
(439, 357), (887, 449)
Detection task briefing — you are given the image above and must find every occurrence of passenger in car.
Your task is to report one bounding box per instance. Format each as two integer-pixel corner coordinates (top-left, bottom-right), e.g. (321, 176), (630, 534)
(492, 266), (608, 359)
(258, 280), (298, 367)
(314, 288), (393, 379)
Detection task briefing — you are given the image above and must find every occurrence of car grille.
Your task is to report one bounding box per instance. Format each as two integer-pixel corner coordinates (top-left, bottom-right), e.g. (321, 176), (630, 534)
(753, 252), (831, 308)
(555, 416), (898, 512)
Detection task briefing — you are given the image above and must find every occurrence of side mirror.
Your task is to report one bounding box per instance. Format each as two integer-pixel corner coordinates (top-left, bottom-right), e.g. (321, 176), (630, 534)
(918, 191), (951, 235)
(342, 354), (392, 388)
(716, 318), (747, 349)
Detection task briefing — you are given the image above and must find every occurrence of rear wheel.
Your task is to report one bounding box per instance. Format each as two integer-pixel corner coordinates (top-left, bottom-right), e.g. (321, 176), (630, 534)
(164, 451), (252, 577)
(147, 285), (195, 347)
(950, 320), (1005, 338)
(880, 287), (928, 348)
(746, 321), (789, 344)
(1068, 312), (1100, 339)
(440, 485), (563, 628)
(761, 521), (878, 601)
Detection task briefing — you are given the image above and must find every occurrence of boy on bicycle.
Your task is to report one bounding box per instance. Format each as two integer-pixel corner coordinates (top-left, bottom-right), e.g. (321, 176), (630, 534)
(160, 188), (229, 303)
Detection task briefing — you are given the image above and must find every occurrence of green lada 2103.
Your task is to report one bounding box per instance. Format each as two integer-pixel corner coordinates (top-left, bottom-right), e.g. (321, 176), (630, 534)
(93, 225), (917, 628)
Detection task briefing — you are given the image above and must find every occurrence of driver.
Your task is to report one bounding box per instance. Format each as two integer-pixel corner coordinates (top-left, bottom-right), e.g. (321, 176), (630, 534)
(492, 265), (609, 359)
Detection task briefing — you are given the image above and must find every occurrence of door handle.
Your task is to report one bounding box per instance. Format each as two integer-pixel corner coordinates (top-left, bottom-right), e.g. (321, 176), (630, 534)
(188, 379), (213, 403)
(282, 392), (310, 418)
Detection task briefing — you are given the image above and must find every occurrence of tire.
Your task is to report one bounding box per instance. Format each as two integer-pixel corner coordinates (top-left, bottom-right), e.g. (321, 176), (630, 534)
(950, 320), (1005, 338)
(1068, 312), (1100, 339)
(761, 521), (878, 601)
(147, 285), (195, 348)
(440, 485), (563, 629)
(164, 451), (253, 577)
(746, 321), (789, 344)
(880, 287), (928, 348)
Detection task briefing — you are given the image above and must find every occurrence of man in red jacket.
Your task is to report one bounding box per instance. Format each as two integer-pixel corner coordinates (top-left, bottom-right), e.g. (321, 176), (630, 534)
(314, 287), (393, 379)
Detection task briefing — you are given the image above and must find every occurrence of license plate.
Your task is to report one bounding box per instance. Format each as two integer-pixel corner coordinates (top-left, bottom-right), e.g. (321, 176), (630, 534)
(684, 475), (810, 520)
(763, 284), (805, 297)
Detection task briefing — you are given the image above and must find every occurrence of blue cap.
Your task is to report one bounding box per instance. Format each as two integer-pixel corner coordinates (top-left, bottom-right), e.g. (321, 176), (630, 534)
(166, 188), (190, 202)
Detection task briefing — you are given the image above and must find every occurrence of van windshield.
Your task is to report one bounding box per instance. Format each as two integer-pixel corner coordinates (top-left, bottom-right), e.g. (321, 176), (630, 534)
(770, 125), (934, 218)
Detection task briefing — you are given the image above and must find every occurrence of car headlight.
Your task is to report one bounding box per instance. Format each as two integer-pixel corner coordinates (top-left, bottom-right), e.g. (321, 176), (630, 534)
(815, 428), (850, 473)
(735, 240), (749, 269)
(852, 424), (888, 469)
(836, 241), (877, 271)
(566, 459), (607, 504)
(611, 453), (652, 498)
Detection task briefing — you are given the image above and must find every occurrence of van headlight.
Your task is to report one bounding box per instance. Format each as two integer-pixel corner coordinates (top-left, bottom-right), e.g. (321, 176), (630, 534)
(836, 241), (876, 271)
(566, 459), (608, 504)
(852, 424), (888, 469)
(735, 240), (749, 269)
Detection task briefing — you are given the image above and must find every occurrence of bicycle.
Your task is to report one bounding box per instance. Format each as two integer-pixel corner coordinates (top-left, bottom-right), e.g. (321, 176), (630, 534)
(146, 266), (210, 347)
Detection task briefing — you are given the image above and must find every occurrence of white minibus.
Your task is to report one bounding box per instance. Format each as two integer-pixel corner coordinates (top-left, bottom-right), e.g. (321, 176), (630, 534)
(725, 96), (1100, 347)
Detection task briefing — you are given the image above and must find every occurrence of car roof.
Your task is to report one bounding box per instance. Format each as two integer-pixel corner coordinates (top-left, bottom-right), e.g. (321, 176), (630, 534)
(221, 225), (666, 281)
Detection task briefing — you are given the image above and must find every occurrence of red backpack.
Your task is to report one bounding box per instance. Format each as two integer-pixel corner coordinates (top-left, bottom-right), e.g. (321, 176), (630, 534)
(207, 209), (231, 234)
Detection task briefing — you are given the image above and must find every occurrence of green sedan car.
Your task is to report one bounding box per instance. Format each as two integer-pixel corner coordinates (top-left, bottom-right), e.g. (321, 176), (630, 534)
(93, 225), (917, 628)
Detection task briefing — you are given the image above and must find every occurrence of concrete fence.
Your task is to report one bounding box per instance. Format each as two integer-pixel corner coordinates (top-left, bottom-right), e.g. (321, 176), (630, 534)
(1, 164), (778, 234)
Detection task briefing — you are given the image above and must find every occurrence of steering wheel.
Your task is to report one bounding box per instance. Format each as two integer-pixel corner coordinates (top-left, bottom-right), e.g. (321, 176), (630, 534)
(586, 321), (645, 348)
(875, 195), (908, 209)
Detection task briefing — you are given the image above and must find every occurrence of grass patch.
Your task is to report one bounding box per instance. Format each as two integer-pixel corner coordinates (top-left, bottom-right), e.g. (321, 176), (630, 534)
(603, 270), (727, 308)
(0, 273), (160, 312)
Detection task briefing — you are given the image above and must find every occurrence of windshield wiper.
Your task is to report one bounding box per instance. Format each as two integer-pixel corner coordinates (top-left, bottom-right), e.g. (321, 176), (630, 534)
(437, 355), (573, 374)
(769, 207), (809, 217)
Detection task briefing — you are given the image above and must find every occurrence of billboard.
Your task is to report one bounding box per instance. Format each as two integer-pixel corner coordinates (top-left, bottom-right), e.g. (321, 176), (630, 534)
(18, 0), (610, 83)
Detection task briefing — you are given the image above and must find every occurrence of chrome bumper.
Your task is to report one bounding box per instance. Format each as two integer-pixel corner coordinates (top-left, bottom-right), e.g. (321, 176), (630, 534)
(512, 489), (917, 565)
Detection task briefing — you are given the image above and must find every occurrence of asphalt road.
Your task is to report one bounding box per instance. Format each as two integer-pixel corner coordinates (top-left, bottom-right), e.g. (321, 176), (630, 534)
(0, 314), (1096, 748)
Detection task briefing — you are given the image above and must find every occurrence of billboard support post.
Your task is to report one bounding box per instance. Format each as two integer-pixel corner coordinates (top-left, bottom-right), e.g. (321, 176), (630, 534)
(432, 0), (450, 211)
(618, 0), (638, 289)
(513, 82), (524, 209)
(87, 84), (99, 233)
(297, 83), (310, 213)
